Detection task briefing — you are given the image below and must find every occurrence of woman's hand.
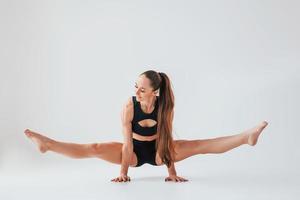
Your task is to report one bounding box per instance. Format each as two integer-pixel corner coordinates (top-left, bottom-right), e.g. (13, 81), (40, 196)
(111, 174), (131, 182)
(165, 175), (188, 182)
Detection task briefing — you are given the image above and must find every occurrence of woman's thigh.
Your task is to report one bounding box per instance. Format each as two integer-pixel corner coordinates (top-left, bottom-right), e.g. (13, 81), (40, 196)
(154, 139), (203, 166)
(154, 140), (192, 165)
(93, 142), (138, 167)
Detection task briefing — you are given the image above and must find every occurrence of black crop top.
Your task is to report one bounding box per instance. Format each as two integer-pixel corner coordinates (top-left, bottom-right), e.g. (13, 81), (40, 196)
(131, 96), (159, 136)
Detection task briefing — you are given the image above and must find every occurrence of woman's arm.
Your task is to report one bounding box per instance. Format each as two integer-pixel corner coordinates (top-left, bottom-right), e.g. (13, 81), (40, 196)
(164, 109), (187, 182)
(120, 119), (133, 176)
(111, 97), (134, 182)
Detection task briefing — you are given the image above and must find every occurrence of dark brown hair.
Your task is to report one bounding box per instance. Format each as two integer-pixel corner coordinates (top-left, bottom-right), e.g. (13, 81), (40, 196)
(140, 70), (176, 167)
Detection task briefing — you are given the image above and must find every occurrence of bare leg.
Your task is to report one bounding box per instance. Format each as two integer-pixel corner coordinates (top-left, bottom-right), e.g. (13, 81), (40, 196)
(24, 129), (137, 166)
(172, 121), (268, 162)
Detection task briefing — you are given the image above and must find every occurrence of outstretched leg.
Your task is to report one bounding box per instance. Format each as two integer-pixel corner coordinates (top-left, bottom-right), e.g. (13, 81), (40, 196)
(172, 121), (268, 162)
(24, 129), (137, 166)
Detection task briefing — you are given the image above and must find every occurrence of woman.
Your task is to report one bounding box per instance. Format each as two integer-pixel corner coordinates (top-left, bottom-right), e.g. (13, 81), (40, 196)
(24, 70), (268, 183)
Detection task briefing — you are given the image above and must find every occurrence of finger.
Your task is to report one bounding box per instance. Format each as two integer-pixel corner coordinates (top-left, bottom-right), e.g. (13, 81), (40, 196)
(176, 176), (184, 182)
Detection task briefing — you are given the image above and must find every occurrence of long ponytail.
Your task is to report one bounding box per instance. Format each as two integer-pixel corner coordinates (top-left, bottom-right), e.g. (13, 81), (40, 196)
(156, 72), (176, 167)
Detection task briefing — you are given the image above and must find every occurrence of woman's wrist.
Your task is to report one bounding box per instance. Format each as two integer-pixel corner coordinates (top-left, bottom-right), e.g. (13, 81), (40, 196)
(120, 172), (128, 175)
(120, 165), (128, 175)
(168, 172), (177, 176)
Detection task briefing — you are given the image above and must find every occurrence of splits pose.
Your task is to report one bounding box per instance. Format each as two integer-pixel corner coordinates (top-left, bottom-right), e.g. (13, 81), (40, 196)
(24, 70), (269, 182)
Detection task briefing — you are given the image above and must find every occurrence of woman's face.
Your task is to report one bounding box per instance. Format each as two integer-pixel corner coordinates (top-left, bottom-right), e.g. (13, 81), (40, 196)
(134, 75), (158, 101)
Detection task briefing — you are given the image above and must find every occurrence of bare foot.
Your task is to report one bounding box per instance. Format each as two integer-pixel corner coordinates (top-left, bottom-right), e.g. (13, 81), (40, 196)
(244, 121), (269, 146)
(24, 129), (53, 153)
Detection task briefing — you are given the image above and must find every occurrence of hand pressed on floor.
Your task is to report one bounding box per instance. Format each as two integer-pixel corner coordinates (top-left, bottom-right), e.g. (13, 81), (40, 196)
(111, 174), (131, 182)
(165, 175), (188, 182)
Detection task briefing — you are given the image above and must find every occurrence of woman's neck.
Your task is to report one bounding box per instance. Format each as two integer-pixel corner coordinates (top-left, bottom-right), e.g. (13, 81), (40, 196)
(140, 96), (157, 112)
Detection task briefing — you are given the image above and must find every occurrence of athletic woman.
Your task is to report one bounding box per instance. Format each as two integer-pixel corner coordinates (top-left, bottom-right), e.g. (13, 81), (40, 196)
(24, 70), (268, 182)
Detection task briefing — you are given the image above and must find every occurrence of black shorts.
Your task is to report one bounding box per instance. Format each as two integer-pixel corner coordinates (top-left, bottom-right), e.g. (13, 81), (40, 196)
(133, 138), (158, 167)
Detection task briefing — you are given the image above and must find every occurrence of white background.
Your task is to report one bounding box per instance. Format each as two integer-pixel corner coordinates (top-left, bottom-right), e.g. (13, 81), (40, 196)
(1, 0), (299, 199)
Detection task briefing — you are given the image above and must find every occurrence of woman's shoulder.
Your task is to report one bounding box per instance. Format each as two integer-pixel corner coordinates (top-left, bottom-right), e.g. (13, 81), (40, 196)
(121, 96), (135, 123)
(124, 96), (135, 108)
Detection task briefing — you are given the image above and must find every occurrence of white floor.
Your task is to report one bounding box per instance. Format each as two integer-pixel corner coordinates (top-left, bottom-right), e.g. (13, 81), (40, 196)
(1, 158), (299, 200)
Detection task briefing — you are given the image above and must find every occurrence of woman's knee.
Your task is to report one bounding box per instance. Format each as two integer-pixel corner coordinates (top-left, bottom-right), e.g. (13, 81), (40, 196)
(90, 142), (122, 156)
(90, 143), (104, 155)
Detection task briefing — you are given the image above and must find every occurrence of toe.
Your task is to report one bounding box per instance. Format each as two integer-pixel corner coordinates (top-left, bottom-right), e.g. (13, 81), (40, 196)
(24, 130), (32, 137)
(25, 132), (30, 136)
(261, 121), (268, 129)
